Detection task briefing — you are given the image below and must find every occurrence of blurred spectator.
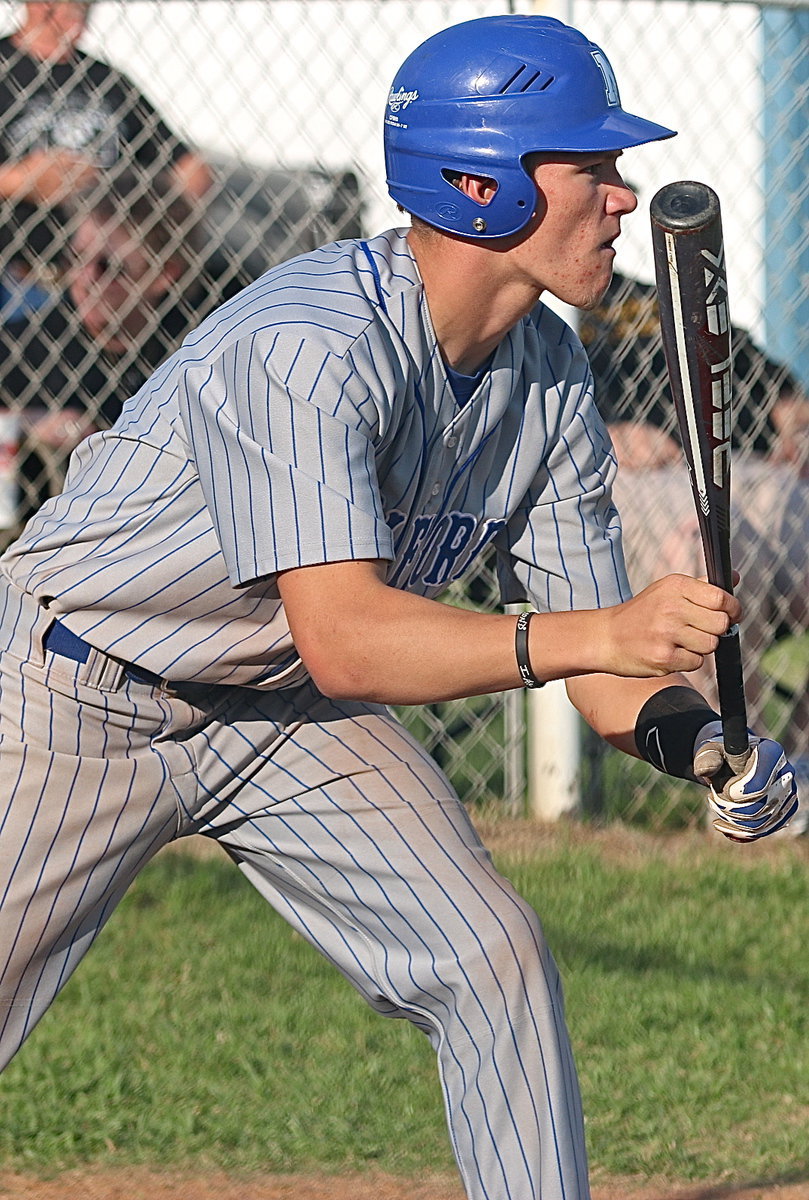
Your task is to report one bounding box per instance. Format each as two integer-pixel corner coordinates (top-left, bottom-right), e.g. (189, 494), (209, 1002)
(0, 170), (223, 526)
(0, 1), (211, 321)
(581, 271), (807, 468)
(580, 270), (809, 800)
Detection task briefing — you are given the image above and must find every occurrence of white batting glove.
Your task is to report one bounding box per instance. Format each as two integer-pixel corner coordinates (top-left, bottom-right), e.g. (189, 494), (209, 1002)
(693, 720), (799, 842)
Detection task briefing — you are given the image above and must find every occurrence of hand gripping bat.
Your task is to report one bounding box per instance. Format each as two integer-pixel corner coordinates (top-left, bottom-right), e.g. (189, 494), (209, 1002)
(650, 180), (752, 777)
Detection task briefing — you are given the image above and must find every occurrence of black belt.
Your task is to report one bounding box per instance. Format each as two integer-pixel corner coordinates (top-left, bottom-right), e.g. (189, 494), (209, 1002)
(43, 619), (164, 687)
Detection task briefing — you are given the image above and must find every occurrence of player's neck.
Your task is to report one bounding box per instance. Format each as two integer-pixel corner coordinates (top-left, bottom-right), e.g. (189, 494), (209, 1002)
(409, 227), (541, 374)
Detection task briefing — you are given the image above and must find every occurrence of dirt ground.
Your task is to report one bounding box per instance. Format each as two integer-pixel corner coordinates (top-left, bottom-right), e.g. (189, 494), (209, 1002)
(2, 1169), (809, 1200)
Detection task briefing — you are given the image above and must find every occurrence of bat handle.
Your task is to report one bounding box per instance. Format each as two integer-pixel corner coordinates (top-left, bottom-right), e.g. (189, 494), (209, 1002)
(714, 626), (752, 774)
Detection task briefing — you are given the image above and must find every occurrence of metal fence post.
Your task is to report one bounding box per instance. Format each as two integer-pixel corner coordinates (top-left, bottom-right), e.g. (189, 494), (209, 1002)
(524, 291), (584, 822)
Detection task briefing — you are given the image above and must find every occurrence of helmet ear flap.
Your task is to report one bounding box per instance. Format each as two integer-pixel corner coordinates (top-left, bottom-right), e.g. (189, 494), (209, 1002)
(444, 162), (539, 239)
(386, 147), (540, 240)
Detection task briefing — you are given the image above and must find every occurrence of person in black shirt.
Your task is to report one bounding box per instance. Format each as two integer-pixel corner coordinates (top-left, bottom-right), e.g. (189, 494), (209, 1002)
(0, 2), (211, 318)
(580, 270), (801, 462)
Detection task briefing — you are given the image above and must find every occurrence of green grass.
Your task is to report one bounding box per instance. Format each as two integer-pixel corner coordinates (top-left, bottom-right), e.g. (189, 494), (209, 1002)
(523, 841), (809, 1181)
(3, 833), (809, 1186)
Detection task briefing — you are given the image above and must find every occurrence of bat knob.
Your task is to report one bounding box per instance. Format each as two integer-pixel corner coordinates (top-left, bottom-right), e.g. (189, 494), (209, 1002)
(650, 181), (720, 232)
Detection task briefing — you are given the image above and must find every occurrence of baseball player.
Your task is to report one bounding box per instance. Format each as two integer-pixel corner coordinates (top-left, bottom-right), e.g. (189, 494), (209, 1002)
(0, 15), (798, 1200)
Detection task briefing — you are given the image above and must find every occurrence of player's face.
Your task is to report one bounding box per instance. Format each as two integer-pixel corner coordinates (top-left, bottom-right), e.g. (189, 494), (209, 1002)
(69, 216), (171, 354)
(514, 150), (637, 309)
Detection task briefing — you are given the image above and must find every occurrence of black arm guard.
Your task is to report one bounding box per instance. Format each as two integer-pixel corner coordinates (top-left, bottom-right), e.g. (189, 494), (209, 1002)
(634, 686), (719, 780)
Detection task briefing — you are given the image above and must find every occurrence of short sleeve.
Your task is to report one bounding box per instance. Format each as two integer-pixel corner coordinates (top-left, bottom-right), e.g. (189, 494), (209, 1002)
(113, 72), (190, 169)
(178, 336), (393, 586)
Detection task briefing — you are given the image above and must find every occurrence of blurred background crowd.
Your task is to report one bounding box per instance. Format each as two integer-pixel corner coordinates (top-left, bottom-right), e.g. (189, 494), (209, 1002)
(0, 2), (363, 527)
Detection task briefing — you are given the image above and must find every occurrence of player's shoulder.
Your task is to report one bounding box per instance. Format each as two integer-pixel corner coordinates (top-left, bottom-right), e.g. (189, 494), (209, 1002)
(179, 229), (420, 366)
(73, 47), (140, 93)
(263, 227), (420, 312)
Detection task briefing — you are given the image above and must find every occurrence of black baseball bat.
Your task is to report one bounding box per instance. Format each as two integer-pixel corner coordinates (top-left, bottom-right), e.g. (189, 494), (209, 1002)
(650, 180), (751, 775)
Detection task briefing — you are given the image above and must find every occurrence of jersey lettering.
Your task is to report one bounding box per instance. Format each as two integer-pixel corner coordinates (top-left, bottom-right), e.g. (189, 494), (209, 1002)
(388, 510), (505, 589)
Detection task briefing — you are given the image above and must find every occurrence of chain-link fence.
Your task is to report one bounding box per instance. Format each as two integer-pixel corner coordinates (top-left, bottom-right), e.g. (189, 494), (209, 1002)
(0, 0), (807, 827)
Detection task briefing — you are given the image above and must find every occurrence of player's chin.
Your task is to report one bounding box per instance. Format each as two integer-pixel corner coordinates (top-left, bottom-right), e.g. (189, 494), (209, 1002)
(547, 253), (615, 310)
(583, 254), (617, 306)
(570, 271), (614, 311)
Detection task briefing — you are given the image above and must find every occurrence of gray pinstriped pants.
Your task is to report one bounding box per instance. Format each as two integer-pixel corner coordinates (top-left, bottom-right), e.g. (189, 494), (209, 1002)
(0, 580), (590, 1200)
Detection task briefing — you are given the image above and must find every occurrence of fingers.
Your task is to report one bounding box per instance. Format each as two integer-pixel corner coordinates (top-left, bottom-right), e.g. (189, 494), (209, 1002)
(672, 573), (742, 624)
(709, 770), (798, 841)
(725, 739), (785, 800)
(641, 576), (735, 666)
(703, 743), (798, 836)
(712, 795), (799, 842)
(693, 741), (725, 778)
(603, 574), (743, 678)
(693, 724), (801, 842)
(650, 576), (741, 653)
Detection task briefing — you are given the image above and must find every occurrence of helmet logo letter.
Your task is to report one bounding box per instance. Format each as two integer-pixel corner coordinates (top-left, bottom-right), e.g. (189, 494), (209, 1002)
(436, 202), (461, 223)
(590, 50), (620, 107)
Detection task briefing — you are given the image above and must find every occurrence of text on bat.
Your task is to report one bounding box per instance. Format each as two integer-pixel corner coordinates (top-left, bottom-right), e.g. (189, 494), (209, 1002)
(702, 247), (729, 335)
(710, 353), (732, 486)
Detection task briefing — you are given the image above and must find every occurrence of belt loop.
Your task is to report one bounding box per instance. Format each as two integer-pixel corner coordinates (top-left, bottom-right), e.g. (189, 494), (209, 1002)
(83, 646), (127, 691)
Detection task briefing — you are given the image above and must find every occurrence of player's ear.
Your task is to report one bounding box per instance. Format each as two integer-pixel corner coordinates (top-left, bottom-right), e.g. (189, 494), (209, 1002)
(452, 173), (498, 207)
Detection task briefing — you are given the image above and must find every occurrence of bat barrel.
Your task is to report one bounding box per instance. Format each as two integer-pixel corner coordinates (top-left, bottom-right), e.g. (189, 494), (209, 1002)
(650, 181), (720, 234)
(649, 181), (731, 590)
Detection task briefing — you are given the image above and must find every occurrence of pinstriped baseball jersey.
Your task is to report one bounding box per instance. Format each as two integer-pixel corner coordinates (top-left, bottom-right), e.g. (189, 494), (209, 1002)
(1, 228), (630, 686)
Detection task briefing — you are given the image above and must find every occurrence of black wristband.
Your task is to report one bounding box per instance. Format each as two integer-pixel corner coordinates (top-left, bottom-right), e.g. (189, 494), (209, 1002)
(515, 611), (544, 689)
(634, 686), (719, 780)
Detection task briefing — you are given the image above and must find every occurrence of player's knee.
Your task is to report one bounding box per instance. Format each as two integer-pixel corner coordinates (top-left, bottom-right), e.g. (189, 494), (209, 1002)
(427, 898), (559, 1017)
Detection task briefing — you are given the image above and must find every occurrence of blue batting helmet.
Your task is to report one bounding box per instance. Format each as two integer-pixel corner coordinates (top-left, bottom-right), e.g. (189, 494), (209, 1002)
(384, 14), (676, 239)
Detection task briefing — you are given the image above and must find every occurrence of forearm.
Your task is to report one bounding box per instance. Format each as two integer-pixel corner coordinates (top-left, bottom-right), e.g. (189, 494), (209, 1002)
(322, 598), (525, 704)
(566, 672), (709, 758)
(0, 159), (35, 201)
(0, 149), (97, 205)
(278, 559), (738, 706)
(279, 560), (612, 705)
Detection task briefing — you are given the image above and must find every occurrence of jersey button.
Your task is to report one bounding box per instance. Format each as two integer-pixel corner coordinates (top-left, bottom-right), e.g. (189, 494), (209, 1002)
(445, 436), (457, 448)
(430, 483), (441, 496)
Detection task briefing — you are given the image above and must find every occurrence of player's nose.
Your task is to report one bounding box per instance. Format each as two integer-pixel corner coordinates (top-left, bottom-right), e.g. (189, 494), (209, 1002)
(607, 179), (637, 216)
